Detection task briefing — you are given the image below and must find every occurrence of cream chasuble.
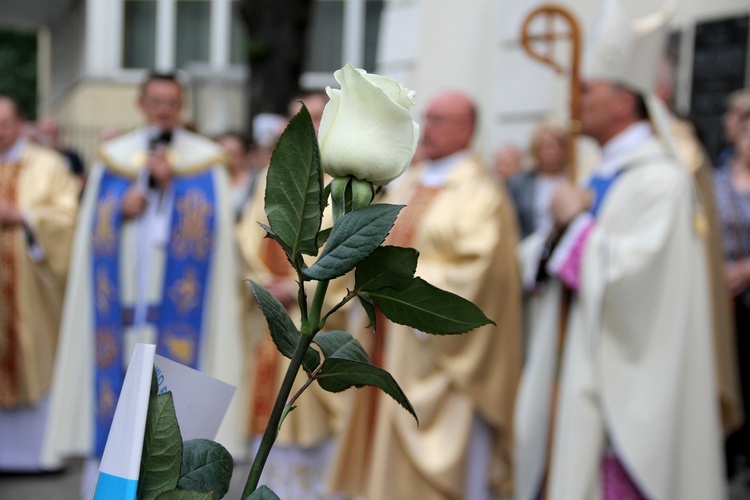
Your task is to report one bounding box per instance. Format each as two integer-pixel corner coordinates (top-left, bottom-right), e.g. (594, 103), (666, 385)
(516, 131), (726, 500)
(328, 154), (523, 499)
(42, 127), (246, 469)
(515, 123), (734, 500)
(671, 118), (742, 434)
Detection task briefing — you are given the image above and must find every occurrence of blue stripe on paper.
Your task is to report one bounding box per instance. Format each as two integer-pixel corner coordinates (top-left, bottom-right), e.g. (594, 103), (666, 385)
(93, 471), (138, 500)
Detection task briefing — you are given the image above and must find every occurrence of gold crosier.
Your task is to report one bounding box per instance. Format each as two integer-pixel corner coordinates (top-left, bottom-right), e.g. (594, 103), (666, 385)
(520, 6), (582, 498)
(520, 4), (582, 174)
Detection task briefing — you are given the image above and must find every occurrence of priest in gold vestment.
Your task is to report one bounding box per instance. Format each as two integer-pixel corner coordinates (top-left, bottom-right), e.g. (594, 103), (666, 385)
(236, 167), (350, 498)
(327, 91), (523, 499)
(0, 94), (80, 470)
(652, 59), (742, 436)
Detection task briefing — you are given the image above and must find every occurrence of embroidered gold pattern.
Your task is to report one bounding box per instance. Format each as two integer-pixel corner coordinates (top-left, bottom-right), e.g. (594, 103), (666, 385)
(96, 328), (119, 368)
(172, 189), (213, 259)
(93, 192), (118, 254)
(101, 148), (220, 179)
(168, 267), (201, 314)
(96, 269), (116, 315)
(98, 379), (117, 420)
(162, 326), (197, 366)
(0, 160), (22, 407)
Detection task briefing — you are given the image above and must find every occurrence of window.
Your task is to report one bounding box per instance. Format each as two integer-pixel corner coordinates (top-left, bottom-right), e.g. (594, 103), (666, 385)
(305, 1), (344, 73)
(118, 0), (380, 73)
(176, 0), (211, 68)
(304, 0), (383, 74)
(121, 0), (235, 71)
(230, 1), (248, 65)
(123, 0), (156, 69)
(363, 0), (383, 72)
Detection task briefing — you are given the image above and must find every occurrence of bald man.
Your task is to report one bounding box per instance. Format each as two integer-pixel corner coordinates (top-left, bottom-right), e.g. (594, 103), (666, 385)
(328, 91), (523, 499)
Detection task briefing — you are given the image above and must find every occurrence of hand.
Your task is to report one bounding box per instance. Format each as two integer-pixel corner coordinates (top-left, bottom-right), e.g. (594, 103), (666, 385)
(725, 260), (750, 297)
(121, 188), (147, 218)
(147, 149), (174, 189)
(0, 202), (24, 227)
(264, 276), (297, 308)
(549, 181), (592, 228)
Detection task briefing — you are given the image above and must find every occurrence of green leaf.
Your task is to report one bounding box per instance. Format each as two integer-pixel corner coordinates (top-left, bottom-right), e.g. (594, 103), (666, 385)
(355, 246), (418, 292)
(313, 331), (370, 362)
(317, 358), (417, 423)
(138, 392), (183, 500)
(250, 280), (321, 373)
(313, 331), (415, 422)
(265, 104), (324, 256)
(278, 405), (297, 430)
(156, 490), (213, 499)
(316, 227), (332, 249)
(303, 204), (404, 281)
(248, 485), (281, 500)
(176, 439), (233, 500)
(369, 277), (494, 335)
(256, 223), (310, 277)
(358, 296), (377, 330)
(257, 222), (293, 259)
(151, 367), (159, 396)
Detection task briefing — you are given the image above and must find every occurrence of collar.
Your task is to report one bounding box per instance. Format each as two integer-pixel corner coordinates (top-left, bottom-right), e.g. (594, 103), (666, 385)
(0, 137), (27, 163)
(594, 121), (653, 177)
(420, 150), (471, 187)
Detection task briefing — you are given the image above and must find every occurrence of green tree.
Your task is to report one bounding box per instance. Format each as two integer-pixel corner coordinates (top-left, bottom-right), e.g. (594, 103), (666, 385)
(0, 29), (37, 120)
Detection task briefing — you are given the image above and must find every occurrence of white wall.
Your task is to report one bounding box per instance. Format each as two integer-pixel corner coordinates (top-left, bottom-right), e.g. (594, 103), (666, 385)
(48, 0), (86, 104)
(85, 0), (120, 77)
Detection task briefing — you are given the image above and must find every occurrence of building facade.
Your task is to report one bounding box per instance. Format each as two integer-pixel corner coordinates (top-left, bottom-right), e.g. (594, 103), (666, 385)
(0, 0), (748, 168)
(1, 0), (384, 163)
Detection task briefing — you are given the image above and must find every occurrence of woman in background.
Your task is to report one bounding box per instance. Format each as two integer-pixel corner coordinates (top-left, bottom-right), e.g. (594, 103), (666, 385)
(508, 121), (570, 240)
(714, 111), (750, 476)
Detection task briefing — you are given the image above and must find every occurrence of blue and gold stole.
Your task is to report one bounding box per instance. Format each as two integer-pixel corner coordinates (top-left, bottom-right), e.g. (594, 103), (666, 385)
(91, 168), (216, 457)
(587, 173), (622, 218)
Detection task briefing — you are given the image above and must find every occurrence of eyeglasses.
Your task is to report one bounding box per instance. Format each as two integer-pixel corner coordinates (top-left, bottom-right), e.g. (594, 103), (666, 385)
(142, 97), (182, 110)
(423, 113), (472, 126)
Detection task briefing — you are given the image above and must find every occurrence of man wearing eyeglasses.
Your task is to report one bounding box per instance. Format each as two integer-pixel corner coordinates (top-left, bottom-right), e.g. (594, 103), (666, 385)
(42, 73), (245, 490)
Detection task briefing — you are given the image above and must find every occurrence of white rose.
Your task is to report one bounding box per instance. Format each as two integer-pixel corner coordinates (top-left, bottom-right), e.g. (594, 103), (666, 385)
(318, 63), (419, 185)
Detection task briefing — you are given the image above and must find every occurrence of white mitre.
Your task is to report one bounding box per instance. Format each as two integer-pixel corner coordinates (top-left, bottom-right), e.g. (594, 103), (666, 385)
(583, 0), (680, 154)
(583, 0), (677, 94)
